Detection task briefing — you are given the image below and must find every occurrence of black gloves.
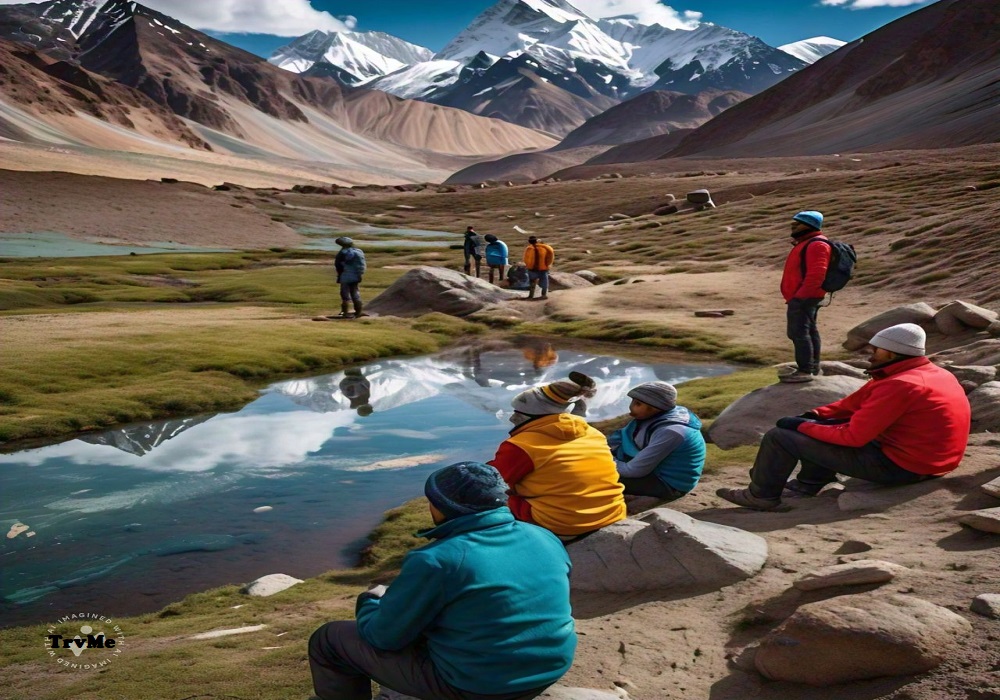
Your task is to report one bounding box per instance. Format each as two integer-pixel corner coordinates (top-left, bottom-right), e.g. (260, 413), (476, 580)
(776, 416), (808, 431)
(798, 411), (819, 419)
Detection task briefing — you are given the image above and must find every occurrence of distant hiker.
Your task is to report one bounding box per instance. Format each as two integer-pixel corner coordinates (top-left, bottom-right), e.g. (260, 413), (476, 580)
(462, 226), (486, 278)
(781, 211), (831, 382)
(717, 324), (972, 511)
(308, 461), (575, 700)
(334, 237), (367, 319)
(523, 236), (555, 300)
(484, 233), (509, 285)
(339, 368), (373, 416)
(507, 262), (531, 290)
(608, 381), (706, 502)
(490, 373), (627, 541)
(521, 340), (558, 376)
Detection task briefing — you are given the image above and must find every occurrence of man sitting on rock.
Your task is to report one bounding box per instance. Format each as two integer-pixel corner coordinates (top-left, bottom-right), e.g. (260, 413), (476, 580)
(308, 462), (575, 700)
(490, 373), (627, 540)
(717, 323), (971, 511)
(608, 381), (706, 502)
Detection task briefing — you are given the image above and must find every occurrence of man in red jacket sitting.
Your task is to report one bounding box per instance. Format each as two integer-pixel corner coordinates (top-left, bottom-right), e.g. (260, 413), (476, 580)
(717, 323), (971, 511)
(781, 211), (832, 383)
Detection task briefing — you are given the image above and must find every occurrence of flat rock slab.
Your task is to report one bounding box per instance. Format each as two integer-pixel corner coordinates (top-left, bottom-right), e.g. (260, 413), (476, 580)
(793, 560), (908, 591)
(540, 687), (628, 699)
(567, 508), (767, 594)
(959, 507), (1000, 534)
(969, 381), (1000, 433)
(707, 376), (866, 449)
(190, 624), (267, 640)
(932, 339), (1000, 367)
(971, 594), (1000, 619)
(837, 479), (940, 512)
(241, 573), (303, 597)
(754, 593), (972, 685)
(981, 476), (1000, 499)
(843, 303), (937, 351)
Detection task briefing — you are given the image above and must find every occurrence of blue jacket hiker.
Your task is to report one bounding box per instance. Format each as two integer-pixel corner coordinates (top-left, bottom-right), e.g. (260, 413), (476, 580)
(607, 382), (706, 501)
(484, 233), (509, 286)
(334, 237), (367, 318)
(308, 462), (576, 700)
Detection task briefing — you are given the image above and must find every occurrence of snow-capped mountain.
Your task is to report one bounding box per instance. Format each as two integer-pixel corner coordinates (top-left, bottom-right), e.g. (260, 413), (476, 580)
(778, 36), (846, 64)
(361, 0), (807, 134)
(269, 29), (433, 85)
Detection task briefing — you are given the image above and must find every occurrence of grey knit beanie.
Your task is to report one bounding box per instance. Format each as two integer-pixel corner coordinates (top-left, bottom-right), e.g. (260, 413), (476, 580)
(869, 323), (926, 356)
(511, 372), (597, 416)
(627, 381), (677, 412)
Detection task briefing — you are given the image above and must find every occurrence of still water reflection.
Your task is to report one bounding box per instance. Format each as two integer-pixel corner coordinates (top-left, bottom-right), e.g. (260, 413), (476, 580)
(0, 343), (731, 626)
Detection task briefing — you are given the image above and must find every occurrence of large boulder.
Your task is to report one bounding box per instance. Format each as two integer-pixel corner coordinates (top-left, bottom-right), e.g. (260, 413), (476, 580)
(934, 300), (999, 335)
(843, 303), (937, 351)
(959, 506), (1000, 534)
(933, 339), (1000, 367)
(707, 376), (866, 449)
(567, 508), (767, 593)
(547, 271), (594, 290)
(754, 593), (972, 685)
(941, 364), (998, 388)
(367, 267), (520, 318)
(969, 381), (1000, 433)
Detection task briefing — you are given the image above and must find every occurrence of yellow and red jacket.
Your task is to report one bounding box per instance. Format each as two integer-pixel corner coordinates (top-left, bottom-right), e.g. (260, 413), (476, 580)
(490, 413), (626, 536)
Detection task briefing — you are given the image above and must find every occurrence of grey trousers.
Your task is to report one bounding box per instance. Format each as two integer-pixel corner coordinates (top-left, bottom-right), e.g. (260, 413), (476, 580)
(308, 621), (551, 700)
(749, 427), (930, 500)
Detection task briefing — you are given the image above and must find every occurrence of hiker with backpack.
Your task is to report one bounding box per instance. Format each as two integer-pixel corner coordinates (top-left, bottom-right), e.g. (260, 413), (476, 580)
(780, 211), (856, 383)
(484, 234), (509, 285)
(334, 237), (367, 319)
(462, 226), (486, 278)
(523, 236), (555, 300)
(607, 382), (706, 501)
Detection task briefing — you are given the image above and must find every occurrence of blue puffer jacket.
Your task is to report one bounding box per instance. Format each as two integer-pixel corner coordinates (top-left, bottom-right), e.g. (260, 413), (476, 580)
(608, 405), (705, 493)
(355, 508), (575, 694)
(486, 240), (509, 265)
(335, 246), (366, 284)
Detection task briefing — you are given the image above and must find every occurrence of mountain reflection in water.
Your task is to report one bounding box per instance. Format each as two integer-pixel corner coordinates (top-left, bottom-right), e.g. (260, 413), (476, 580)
(0, 343), (731, 626)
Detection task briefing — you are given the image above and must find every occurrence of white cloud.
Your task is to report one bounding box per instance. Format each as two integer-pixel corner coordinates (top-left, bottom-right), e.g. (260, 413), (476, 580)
(0, 0), (352, 35)
(820, 0), (931, 8)
(571, 0), (702, 28)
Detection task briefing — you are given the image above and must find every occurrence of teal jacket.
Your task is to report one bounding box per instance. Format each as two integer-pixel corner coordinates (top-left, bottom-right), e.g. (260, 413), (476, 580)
(608, 405), (705, 493)
(355, 507), (576, 694)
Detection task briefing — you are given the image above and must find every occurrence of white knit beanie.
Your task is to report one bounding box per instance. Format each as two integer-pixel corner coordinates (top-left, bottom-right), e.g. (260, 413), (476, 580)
(869, 323), (926, 356)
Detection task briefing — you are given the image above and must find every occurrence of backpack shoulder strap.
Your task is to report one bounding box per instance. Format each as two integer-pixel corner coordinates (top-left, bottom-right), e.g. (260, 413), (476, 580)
(799, 236), (831, 277)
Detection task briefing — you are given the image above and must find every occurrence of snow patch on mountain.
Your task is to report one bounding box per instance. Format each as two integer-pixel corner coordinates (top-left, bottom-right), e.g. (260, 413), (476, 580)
(778, 36), (845, 64)
(371, 60), (465, 99)
(269, 29), (432, 84)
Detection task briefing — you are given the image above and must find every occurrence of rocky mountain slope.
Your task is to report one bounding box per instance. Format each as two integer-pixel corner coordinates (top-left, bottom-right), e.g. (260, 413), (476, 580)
(662, 0), (1000, 158)
(0, 0), (555, 184)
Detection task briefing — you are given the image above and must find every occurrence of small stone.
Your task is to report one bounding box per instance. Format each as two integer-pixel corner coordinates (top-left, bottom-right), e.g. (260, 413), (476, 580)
(6, 523), (29, 539)
(253, 506), (274, 513)
(971, 594), (1000, 619)
(653, 204), (679, 216)
(191, 624), (267, 640)
(959, 507), (1000, 534)
(609, 213), (631, 220)
(793, 560), (907, 591)
(834, 540), (873, 555)
(694, 311), (725, 318)
(241, 573), (304, 597)
(981, 476), (1000, 499)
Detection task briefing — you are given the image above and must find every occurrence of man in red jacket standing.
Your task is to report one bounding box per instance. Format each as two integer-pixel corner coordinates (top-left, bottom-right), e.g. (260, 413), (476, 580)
(717, 323), (971, 511)
(781, 211), (831, 383)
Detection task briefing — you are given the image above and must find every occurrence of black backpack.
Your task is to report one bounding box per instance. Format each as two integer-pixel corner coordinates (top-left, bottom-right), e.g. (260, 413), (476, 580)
(800, 237), (857, 293)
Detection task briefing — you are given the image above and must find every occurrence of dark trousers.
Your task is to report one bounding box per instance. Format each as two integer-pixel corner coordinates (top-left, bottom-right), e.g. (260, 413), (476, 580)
(340, 282), (362, 305)
(309, 621), (550, 700)
(620, 474), (687, 502)
(786, 298), (822, 373)
(749, 427), (931, 499)
(528, 270), (549, 295)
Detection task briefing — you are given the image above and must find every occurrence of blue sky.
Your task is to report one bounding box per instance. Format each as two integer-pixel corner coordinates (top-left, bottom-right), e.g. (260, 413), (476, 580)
(212, 0), (932, 58)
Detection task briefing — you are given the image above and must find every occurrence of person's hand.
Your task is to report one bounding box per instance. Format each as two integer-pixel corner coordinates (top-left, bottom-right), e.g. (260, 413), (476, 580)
(776, 416), (807, 431)
(367, 585), (387, 598)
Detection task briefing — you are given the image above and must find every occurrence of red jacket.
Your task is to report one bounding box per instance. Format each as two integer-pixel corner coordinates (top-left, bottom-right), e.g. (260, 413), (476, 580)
(781, 231), (831, 302)
(799, 357), (971, 475)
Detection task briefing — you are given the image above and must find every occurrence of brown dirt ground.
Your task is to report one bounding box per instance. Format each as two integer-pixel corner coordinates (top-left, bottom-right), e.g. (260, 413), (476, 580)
(3, 146), (1000, 699)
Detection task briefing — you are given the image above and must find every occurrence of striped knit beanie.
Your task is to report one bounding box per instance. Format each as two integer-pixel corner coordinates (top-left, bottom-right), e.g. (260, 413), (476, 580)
(511, 372), (597, 416)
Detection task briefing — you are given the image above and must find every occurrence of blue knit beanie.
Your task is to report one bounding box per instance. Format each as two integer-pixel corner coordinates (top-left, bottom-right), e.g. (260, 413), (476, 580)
(424, 462), (508, 520)
(792, 211), (823, 233)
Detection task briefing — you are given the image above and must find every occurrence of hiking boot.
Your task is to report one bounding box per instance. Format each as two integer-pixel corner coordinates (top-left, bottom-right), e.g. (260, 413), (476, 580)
(779, 370), (815, 384)
(716, 487), (783, 511)
(783, 479), (820, 498)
